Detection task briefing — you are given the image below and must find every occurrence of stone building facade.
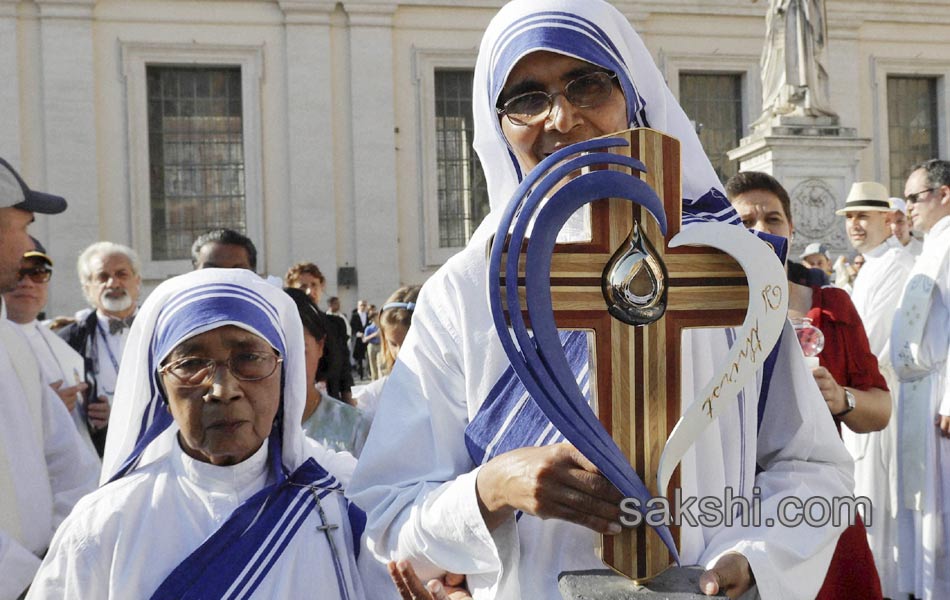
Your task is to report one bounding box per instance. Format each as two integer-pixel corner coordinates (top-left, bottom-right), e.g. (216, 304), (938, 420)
(1, 0), (948, 314)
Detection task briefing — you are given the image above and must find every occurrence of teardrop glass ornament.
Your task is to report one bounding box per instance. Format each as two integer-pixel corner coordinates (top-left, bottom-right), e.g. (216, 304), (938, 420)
(602, 221), (669, 326)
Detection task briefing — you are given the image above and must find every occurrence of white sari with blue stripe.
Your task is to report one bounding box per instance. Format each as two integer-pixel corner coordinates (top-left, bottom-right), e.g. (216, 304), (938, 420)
(350, 2), (854, 599)
(29, 269), (367, 599)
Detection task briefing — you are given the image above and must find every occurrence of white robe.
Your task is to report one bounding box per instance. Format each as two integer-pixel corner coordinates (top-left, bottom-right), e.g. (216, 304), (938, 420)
(895, 215), (950, 599)
(348, 240), (854, 600)
(353, 376), (387, 422)
(11, 320), (99, 461)
(840, 235), (913, 596)
(850, 236), (916, 360)
(0, 314), (99, 600)
(27, 442), (366, 599)
(905, 235), (924, 258)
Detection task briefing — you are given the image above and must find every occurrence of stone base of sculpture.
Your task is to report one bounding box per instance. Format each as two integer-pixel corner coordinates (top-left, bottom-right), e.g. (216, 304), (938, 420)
(751, 113), (854, 139)
(558, 567), (728, 599)
(727, 117), (869, 261)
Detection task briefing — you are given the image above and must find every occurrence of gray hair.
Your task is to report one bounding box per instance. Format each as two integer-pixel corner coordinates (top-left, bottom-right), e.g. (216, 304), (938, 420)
(77, 242), (142, 306)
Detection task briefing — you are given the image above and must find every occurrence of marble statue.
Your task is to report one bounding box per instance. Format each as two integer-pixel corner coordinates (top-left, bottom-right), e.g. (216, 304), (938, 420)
(758, 0), (837, 121)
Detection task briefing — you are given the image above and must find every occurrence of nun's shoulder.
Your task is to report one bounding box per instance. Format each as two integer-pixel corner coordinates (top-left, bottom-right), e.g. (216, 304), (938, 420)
(419, 237), (490, 305)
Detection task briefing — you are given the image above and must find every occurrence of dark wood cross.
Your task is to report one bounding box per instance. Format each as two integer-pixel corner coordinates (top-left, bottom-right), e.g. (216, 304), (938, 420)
(504, 129), (751, 579)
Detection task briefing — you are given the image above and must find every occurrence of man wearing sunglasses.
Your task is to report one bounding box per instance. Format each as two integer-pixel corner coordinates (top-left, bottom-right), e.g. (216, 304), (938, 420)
(3, 238), (99, 461)
(891, 159), (950, 600)
(0, 157), (98, 598)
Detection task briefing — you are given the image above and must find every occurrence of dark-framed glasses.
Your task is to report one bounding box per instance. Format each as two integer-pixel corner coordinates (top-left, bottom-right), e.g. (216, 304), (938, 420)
(17, 266), (52, 284)
(496, 71), (619, 127)
(159, 352), (283, 386)
(905, 188), (935, 204)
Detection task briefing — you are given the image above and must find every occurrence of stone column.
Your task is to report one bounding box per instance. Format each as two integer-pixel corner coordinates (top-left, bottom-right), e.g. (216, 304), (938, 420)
(343, 2), (400, 305)
(0, 1), (21, 164)
(728, 121), (869, 261)
(279, 0), (340, 289)
(35, 0), (98, 315)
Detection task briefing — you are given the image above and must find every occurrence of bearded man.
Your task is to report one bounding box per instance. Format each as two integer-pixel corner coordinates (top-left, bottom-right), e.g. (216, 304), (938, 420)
(57, 241), (142, 456)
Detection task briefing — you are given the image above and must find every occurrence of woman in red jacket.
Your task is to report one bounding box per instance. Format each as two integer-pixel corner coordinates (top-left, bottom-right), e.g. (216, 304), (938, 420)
(727, 171), (890, 600)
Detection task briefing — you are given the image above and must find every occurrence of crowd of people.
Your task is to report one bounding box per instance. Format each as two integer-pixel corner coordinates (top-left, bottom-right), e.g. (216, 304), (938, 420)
(726, 166), (950, 599)
(1, 0), (948, 599)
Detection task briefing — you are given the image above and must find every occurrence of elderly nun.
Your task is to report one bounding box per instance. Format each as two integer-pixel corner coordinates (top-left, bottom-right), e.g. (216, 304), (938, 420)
(348, 1), (853, 599)
(29, 268), (365, 598)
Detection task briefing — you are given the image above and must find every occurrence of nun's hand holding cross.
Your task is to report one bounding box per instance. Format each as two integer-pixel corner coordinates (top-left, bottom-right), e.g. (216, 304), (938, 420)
(474, 442), (625, 535)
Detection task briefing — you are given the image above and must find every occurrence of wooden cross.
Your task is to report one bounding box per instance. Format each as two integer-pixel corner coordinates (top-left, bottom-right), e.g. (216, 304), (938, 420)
(504, 129), (751, 579)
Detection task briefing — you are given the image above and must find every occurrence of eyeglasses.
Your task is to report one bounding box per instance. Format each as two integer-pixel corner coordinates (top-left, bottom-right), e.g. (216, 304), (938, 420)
(17, 266), (52, 284)
(159, 352), (283, 387)
(904, 188), (935, 204)
(496, 71), (619, 127)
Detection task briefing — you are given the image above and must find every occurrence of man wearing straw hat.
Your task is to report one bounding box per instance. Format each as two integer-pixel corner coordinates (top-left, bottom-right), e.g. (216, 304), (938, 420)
(836, 181), (914, 597)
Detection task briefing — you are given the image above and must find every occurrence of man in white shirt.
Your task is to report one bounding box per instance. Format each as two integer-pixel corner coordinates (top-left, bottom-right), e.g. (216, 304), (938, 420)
(57, 241), (141, 456)
(836, 181), (914, 596)
(0, 157), (99, 599)
(3, 239), (97, 460)
(892, 159), (950, 600)
(350, 299), (369, 378)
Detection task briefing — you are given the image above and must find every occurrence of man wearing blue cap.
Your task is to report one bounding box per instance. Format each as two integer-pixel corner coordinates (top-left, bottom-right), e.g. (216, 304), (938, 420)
(0, 158), (99, 598)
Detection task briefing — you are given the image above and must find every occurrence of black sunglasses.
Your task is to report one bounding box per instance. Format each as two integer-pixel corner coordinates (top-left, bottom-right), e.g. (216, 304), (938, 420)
(17, 266), (52, 284)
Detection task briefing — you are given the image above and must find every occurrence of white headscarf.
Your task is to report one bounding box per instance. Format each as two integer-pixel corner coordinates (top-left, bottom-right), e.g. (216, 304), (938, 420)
(100, 268), (311, 484)
(470, 0), (737, 244)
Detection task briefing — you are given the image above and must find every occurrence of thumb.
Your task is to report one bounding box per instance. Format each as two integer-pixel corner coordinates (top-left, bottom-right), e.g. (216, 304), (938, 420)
(700, 552), (752, 598)
(50, 379), (64, 390)
(426, 580), (448, 600)
(698, 569), (721, 596)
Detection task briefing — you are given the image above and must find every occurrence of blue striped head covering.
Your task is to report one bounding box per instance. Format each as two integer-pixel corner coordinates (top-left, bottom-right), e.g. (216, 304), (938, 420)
(101, 268), (310, 484)
(469, 0), (740, 246)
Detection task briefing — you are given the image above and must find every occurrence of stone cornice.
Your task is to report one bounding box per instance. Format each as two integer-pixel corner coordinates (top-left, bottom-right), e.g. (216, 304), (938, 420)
(344, 2), (397, 27)
(33, 0), (95, 20)
(278, 0), (336, 25)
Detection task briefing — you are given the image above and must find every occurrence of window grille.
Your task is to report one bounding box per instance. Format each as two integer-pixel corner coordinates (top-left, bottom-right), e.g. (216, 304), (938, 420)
(147, 66), (246, 260)
(435, 69), (488, 248)
(887, 76), (938, 195)
(679, 73), (744, 184)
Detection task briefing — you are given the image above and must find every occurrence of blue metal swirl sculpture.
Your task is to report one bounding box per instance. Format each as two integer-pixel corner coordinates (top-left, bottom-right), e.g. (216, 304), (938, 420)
(487, 136), (679, 563)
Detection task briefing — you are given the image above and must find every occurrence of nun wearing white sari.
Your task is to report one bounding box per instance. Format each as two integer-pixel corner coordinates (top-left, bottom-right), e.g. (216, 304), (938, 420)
(28, 269), (366, 599)
(348, 1), (853, 599)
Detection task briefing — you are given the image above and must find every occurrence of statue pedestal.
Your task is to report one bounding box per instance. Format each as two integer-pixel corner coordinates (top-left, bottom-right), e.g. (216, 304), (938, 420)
(727, 115), (870, 261)
(558, 567), (727, 599)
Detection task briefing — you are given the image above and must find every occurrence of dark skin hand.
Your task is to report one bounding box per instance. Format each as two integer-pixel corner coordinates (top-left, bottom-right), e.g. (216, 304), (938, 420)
(699, 552), (755, 598)
(937, 414), (950, 438)
(475, 443), (753, 597)
(389, 560), (471, 600)
(475, 442), (624, 534)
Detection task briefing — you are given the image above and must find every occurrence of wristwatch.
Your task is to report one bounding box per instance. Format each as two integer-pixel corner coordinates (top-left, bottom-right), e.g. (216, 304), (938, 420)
(834, 388), (856, 418)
